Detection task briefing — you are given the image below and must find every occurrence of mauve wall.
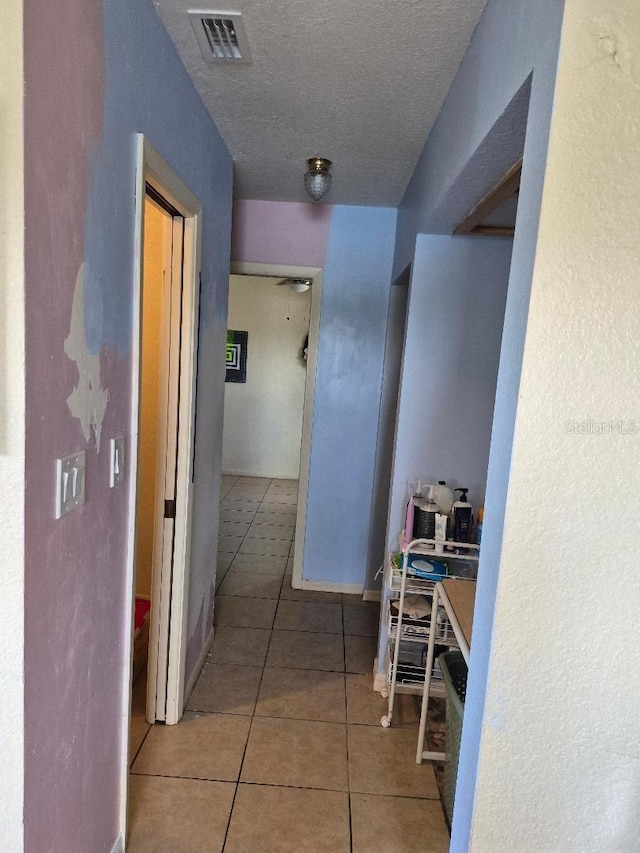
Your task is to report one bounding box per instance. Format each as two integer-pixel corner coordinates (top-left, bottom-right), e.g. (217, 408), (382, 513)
(232, 199), (333, 268)
(24, 1), (232, 850)
(231, 201), (397, 589)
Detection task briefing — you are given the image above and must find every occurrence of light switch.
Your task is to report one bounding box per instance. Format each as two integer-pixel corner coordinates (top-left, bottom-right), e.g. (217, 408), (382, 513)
(110, 436), (125, 487)
(55, 451), (86, 518)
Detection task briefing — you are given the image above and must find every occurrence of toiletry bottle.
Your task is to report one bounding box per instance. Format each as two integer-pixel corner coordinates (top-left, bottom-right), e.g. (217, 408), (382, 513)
(432, 480), (454, 515)
(404, 483), (415, 546)
(434, 512), (448, 554)
(412, 484), (439, 544)
(476, 505), (484, 546)
(452, 488), (473, 544)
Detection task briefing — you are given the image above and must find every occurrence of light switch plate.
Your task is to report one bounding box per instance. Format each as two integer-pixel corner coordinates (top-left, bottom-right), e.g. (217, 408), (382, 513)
(55, 451), (86, 518)
(110, 436), (125, 487)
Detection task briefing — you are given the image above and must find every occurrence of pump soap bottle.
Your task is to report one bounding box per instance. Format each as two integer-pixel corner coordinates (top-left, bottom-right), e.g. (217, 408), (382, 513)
(452, 488), (473, 545)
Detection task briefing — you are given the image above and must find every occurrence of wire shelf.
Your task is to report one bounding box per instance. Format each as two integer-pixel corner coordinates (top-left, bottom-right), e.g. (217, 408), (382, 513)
(387, 547), (477, 597)
(385, 644), (447, 697)
(400, 537), (480, 561)
(387, 600), (459, 646)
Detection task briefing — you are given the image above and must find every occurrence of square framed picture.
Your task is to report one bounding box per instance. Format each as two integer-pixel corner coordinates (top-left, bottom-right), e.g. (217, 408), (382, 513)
(225, 330), (248, 383)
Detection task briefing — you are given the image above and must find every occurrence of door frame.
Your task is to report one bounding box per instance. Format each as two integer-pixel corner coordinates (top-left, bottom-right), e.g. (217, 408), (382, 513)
(119, 135), (202, 835)
(229, 261), (322, 590)
(144, 205), (185, 725)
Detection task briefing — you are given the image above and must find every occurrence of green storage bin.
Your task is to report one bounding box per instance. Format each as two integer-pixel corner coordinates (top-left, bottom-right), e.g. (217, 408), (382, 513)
(439, 650), (468, 824)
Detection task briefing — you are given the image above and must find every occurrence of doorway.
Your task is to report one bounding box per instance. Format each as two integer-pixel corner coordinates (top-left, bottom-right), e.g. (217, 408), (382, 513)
(366, 264), (411, 594)
(120, 136), (202, 833)
(223, 274), (311, 481)
(135, 188), (185, 726)
(229, 262), (322, 588)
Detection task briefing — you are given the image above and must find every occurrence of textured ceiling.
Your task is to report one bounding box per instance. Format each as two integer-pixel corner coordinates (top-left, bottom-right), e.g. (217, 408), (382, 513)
(153, 0), (488, 206)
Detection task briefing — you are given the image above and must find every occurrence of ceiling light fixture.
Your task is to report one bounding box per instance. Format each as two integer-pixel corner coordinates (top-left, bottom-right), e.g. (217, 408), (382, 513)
(274, 277), (312, 292)
(304, 157), (332, 202)
(288, 278), (311, 293)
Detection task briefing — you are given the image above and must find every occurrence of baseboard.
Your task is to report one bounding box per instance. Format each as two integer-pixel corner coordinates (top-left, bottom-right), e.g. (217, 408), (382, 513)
(110, 834), (124, 853)
(373, 670), (387, 694)
(362, 589), (381, 602)
(298, 579), (364, 595)
(222, 469), (299, 480)
(184, 625), (214, 701)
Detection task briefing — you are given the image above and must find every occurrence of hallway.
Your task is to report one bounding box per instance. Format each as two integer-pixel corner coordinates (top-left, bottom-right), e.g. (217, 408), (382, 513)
(127, 476), (449, 851)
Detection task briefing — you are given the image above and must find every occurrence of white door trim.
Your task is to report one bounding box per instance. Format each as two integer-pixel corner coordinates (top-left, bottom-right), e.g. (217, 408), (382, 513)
(119, 135), (202, 838)
(229, 261), (322, 590)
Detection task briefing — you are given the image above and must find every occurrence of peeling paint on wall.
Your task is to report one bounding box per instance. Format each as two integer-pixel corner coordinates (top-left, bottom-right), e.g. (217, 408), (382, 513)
(64, 263), (109, 450)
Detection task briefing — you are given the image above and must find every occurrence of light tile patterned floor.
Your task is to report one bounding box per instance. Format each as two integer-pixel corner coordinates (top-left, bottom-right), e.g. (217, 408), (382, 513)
(128, 476), (449, 852)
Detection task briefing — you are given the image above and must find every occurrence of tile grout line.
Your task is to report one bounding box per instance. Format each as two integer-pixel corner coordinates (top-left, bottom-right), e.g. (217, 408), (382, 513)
(129, 723), (152, 772)
(219, 477), (273, 591)
(219, 477), (272, 851)
(221, 477), (302, 850)
(216, 477), (361, 849)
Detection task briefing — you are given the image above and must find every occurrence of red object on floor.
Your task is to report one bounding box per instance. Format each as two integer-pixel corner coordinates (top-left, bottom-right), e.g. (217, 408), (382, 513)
(135, 597), (151, 631)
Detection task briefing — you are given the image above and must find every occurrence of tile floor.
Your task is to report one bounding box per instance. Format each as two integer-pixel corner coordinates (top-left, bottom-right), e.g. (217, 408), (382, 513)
(128, 476), (449, 852)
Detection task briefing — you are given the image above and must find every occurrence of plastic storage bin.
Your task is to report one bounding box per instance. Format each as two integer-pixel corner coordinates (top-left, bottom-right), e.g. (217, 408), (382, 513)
(439, 650), (468, 824)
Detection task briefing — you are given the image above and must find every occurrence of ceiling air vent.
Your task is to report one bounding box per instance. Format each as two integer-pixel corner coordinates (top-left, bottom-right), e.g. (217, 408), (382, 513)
(188, 11), (251, 63)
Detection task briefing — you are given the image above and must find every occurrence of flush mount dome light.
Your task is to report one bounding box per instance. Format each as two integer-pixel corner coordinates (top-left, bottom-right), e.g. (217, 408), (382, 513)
(304, 157), (332, 202)
(274, 277), (312, 292)
(288, 278), (311, 292)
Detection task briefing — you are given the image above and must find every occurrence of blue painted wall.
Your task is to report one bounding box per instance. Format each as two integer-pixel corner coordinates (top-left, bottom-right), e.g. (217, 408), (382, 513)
(98, 0), (234, 680)
(393, 0), (564, 279)
(386, 0), (566, 848)
(385, 235), (512, 556)
(450, 7), (565, 849)
(303, 206), (397, 586)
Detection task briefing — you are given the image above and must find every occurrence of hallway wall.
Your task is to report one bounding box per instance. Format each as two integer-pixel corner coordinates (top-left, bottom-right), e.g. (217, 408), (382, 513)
(469, 0), (640, 847)
(385, 235), (512, 556)
(231, 201), (397, 590)
(391, 0), (566, 848)
(23, 1), (233, 850)
(304, 206), (397, 588)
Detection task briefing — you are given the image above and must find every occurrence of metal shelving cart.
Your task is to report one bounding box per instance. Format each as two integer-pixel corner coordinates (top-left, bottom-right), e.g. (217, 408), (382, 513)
(380, 537), (478, 728)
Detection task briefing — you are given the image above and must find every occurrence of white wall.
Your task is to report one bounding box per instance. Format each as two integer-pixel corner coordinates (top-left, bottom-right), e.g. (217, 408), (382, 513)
(0, 0), (24, 846)
(223, 275), (310, 479)
(469, 2), (640, 849)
